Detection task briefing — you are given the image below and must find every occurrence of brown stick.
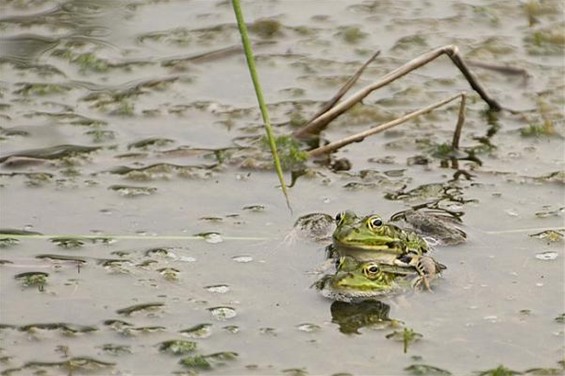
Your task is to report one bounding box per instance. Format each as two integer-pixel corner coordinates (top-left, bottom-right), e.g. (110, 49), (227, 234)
(451, 93), (466, 150)
(307, 50), (381, 123)
(293, 45), (501, 140)
(308, 92), (464, 157)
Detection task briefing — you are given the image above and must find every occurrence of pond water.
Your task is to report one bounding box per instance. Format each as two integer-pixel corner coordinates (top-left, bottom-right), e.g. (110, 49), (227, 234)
(0, 0), (564, 375)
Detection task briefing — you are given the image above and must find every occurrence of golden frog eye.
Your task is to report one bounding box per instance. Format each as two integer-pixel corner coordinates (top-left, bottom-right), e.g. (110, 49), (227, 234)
(363, 263), (380, 277)
(367, 215), (383, 230)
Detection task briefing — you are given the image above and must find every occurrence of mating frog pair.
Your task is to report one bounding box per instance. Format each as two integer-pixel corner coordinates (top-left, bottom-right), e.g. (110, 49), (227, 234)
(315, 210), (446, 301)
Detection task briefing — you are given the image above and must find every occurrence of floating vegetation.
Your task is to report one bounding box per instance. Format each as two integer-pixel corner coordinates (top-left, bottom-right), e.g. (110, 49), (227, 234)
(520, 123), (559, 138)
(99, 344), (132, 356)
(108, 185), (158, 197)
(50, 237), (85, 249)
(249, 18), (282, 39)
(475, 365), (522, 376)
(282, 367), (309, 376)
(179, 323), (212, 339)
(13, 82), (72, 96)
(242, 204), (266, 212)
(336, 26), (367, 44)
(385, 328), (423, 354)
(535, 207), (564, 218)
(554, 313), (565, 323)
(14, 271), (48, 290)
(145, 247), (176, 258)
(204, 284), (230, 294)
(0, 145), (100, 163)
(0, 237), (19, 248)
(261, 135), (308, 171)
(18, 322), (98, 334)
(524, 24), (565, 56)
(529, 230), (564, 242)
(158, 340), (198, 355)
(208, 306), (237, 321)
(404, 364), (452, 375)
(36, 254), (87, 264)
(16, 357), (115, 374)
(195, 232), (223, 244)
(158, 267), (180, 281)
(116, 302), (164, 316)
(108, 163), (215, 180)
(127, 137), (174, 150)
(99, 258), (134, 274)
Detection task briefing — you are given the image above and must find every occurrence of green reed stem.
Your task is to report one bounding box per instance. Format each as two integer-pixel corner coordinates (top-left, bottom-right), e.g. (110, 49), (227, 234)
(231, 0), (292, 212)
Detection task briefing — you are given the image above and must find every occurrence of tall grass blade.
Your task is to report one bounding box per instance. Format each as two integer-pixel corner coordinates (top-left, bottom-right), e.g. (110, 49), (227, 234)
(231, 0), (292, 212)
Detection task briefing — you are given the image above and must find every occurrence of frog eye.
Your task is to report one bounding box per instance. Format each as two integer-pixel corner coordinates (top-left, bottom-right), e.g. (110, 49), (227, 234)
(363, 263), (380, 277)
(335, 212), (345, 224)
(367, 215), (383, 230)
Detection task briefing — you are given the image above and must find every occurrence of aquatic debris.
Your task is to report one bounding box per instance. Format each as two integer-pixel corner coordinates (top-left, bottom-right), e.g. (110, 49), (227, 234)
(529, 230), (564, 242)
(223, 325), (239, 334)
(204, 284), (230, 294)
(145, 247), (176, 258)
(475, 364), (522, 376)
(99, 258), (134, 274)
(535, 251), (558, 261)
(179, 323), (213, 339)
(282, 367), (309, 376)
(208, 306), (237, 321)
(535, 207), (564, 218)
(127, 137), (174, 150)
(404, 364), (452, 375)
(0, 237), (19, 248)
(386, 327), (423, 354)
(158, 340), (198, 355)
(158, 267), (180, 281)
(108, 185), (157, 197)
(0, 145), (99, 163)
(108, 163), (215, 180)
(242, 204), (266, 212)
(14, 271), (48, 290)
(19, 357), (115, 373)
(116, 302), (164, 316)
(290, 213), (335, 242)
(0, 229), (42, 236)
(390, 209), (466, 246)
(195, 232), (223, 244)
(36, 254), (87, 264)
(18, 322), (98, 334)
(99, 343), (132, 356)
(50, 237), (85, 249)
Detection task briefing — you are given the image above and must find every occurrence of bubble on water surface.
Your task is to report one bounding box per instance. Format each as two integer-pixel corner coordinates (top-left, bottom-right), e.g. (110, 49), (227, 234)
(232, 255), (253, 263)
(535, 251), (558, 261)
(296, 323), (321, 333)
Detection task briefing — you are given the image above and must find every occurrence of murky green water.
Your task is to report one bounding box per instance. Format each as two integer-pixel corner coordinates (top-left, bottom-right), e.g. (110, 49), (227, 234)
(1, 0), (564, 375)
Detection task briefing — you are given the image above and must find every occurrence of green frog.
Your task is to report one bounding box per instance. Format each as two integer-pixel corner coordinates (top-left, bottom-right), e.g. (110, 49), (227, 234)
(332, 210), (430, 259)
(331, 210), (445, 288)
(314, 256), (413, 302)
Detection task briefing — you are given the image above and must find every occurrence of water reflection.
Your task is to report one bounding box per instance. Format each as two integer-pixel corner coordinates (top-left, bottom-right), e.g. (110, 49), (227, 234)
(330, 300), (393, 335)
